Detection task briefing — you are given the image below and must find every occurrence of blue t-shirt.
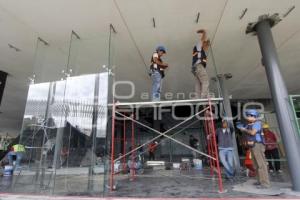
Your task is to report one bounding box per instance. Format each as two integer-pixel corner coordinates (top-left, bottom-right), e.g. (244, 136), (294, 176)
(246, 121), (264, 143)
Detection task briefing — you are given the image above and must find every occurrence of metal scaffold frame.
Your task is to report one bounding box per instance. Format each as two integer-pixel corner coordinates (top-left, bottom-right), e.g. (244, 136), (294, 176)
(109, 97), (224, 193)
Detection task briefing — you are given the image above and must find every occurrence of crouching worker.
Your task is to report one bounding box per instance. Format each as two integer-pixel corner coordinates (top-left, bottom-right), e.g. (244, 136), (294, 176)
(127, 154), (143, 180)
(237, 109), (270, 189)
(7, 144), (25, 169)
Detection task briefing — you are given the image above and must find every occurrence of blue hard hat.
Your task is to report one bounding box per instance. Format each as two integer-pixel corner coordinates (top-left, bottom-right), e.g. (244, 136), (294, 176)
(245, 109), (259, 118)
(156, 45), (166, 53)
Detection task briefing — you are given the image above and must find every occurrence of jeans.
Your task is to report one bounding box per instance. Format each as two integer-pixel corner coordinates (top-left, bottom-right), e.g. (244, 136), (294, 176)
(219, 148), (234, 178)
(151, 71), (162, 101)
(7, 151), (23, 168)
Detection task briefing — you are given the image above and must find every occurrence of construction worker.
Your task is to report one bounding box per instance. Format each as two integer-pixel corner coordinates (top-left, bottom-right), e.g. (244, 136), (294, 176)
(148, 141), (158, 161)
(216, 120), (235, 180)
(7, 144), (25, 168)
(263, 123), (282, 173)
(237, 109), (270, 189)
(150, 46), (168, 101)
(189, 135), (199, 158)
(192, 29), (210, 98)
(244, 148), (256, 177)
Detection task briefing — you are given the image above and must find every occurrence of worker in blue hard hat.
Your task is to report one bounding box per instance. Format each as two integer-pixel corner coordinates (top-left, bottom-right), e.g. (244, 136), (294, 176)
(149, 45), (168, 101)
(237, 109), (270, 189)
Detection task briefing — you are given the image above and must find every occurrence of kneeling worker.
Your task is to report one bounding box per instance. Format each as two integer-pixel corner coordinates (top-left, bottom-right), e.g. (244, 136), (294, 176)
(7, 143), (25, 169)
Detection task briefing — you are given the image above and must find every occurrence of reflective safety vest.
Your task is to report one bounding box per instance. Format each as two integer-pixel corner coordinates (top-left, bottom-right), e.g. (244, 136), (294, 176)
(13, 144), (25, 152)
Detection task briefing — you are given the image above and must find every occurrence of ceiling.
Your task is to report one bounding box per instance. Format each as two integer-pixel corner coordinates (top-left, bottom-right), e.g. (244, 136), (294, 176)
(0, 0), (299, 135)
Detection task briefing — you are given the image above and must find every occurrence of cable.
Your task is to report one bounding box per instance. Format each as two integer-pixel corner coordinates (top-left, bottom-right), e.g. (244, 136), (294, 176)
(113, 0), (148, 73)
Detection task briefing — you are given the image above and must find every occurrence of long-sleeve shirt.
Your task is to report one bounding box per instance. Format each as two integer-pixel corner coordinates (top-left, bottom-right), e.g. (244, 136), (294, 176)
(264, 130), (278, 150)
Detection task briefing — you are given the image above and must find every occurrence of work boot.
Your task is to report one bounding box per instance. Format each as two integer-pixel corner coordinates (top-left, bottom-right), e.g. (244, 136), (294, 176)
(256, 184), (270, 189)
(253, 181), (261, 186)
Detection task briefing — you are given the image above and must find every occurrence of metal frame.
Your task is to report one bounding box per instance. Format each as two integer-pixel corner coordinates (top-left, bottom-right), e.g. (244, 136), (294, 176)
(109, 98), (224, 193)
(289, 95), (300, 136)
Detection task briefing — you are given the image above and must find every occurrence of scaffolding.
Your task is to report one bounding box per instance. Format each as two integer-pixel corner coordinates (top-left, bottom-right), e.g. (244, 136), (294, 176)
(109, 97), (224, 193)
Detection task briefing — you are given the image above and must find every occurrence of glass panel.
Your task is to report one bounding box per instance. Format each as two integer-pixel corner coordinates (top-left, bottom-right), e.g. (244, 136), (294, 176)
(290, 96), (300, 134)
(5, 20), (112, 195)
(51, 73), (109, 196)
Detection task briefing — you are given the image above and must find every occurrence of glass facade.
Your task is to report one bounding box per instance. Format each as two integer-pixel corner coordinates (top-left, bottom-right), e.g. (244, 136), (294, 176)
(0, 2), (295, 197)
(15, 73), (108, 195)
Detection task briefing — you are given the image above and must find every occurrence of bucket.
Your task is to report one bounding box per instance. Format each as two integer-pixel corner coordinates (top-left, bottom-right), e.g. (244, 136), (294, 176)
(173, 163), (180, 169)
(3, 165), (13, 176)
(193, 159), (202, 170)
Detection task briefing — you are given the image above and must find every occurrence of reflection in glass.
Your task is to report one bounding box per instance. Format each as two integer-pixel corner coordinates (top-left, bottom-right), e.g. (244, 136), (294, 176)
(15, 72), (108, 196)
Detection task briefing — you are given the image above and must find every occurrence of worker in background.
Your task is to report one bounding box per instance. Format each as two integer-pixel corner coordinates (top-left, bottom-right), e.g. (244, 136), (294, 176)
(189, 135), (199, 158)
(237, 109), (270, 189)
(244, 148), (256, 177)
(7, 144), (25, 169)
(216, 120), (235, 180)
(192, 29), (211, 98)
(263, 123), (282, 173)
(149, 46), (168, 101)
(0, 137), (8, 151)
(148, 141), (158, 160)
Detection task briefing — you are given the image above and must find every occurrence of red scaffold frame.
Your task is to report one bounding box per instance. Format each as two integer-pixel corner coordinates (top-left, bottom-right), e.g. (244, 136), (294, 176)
(109, 97), (224, 193)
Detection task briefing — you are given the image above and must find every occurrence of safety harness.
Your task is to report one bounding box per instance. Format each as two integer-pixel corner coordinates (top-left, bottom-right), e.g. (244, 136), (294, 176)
(150, 52), (165, 78)
(246, 121), (265, 147)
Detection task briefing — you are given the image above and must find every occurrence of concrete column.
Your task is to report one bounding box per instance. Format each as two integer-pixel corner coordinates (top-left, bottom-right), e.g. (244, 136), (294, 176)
(217, 74), (241, 171)
(247, 15), (300, 191)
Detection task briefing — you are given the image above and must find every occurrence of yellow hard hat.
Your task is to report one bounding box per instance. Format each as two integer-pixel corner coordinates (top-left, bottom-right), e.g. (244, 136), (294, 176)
(263, 123), (269, 129)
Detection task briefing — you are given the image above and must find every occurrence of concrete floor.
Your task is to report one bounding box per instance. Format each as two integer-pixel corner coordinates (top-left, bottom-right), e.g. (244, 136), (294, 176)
(0, 166), (299, 198)
(108, 167), (294, 198)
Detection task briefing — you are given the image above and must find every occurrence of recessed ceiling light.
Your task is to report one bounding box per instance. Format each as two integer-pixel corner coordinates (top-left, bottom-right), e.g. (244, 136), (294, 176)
(283, 6), (295, 18)
(72, 30), (81, 39)
(239, 8), (248, 20)
(152, 17), (156, 28)
(8, 44), (21, 52)
(196, 12), (200, 23)
(38, 37), (49, 46)
(110, 24), (117, 34)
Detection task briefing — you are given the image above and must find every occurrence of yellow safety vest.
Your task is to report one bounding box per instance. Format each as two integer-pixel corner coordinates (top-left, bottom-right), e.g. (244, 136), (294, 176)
(13, 144), (25, 152)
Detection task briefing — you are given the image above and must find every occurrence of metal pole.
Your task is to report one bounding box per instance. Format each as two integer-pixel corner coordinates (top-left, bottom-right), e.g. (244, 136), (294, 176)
(254, 18), (300, 191)
(123, 114), (126, 172)
(217, 75), (241, 171)
(131, 113), (135, 180)
(88, 73), (100, 192)
(110, 101), (116, 191)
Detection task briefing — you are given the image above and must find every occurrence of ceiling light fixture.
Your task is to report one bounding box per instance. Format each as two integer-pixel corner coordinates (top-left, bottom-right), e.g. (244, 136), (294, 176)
(152, 18), (156, 28)
(110, 24), (117, 34)
(72, 30), (81, 39)
(283, 6), (295, 18)
(38, 37), (49, 46)
(8, 44), (20, 52)
(239, 8), (248, 20)
(196, 12), (200, 23)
